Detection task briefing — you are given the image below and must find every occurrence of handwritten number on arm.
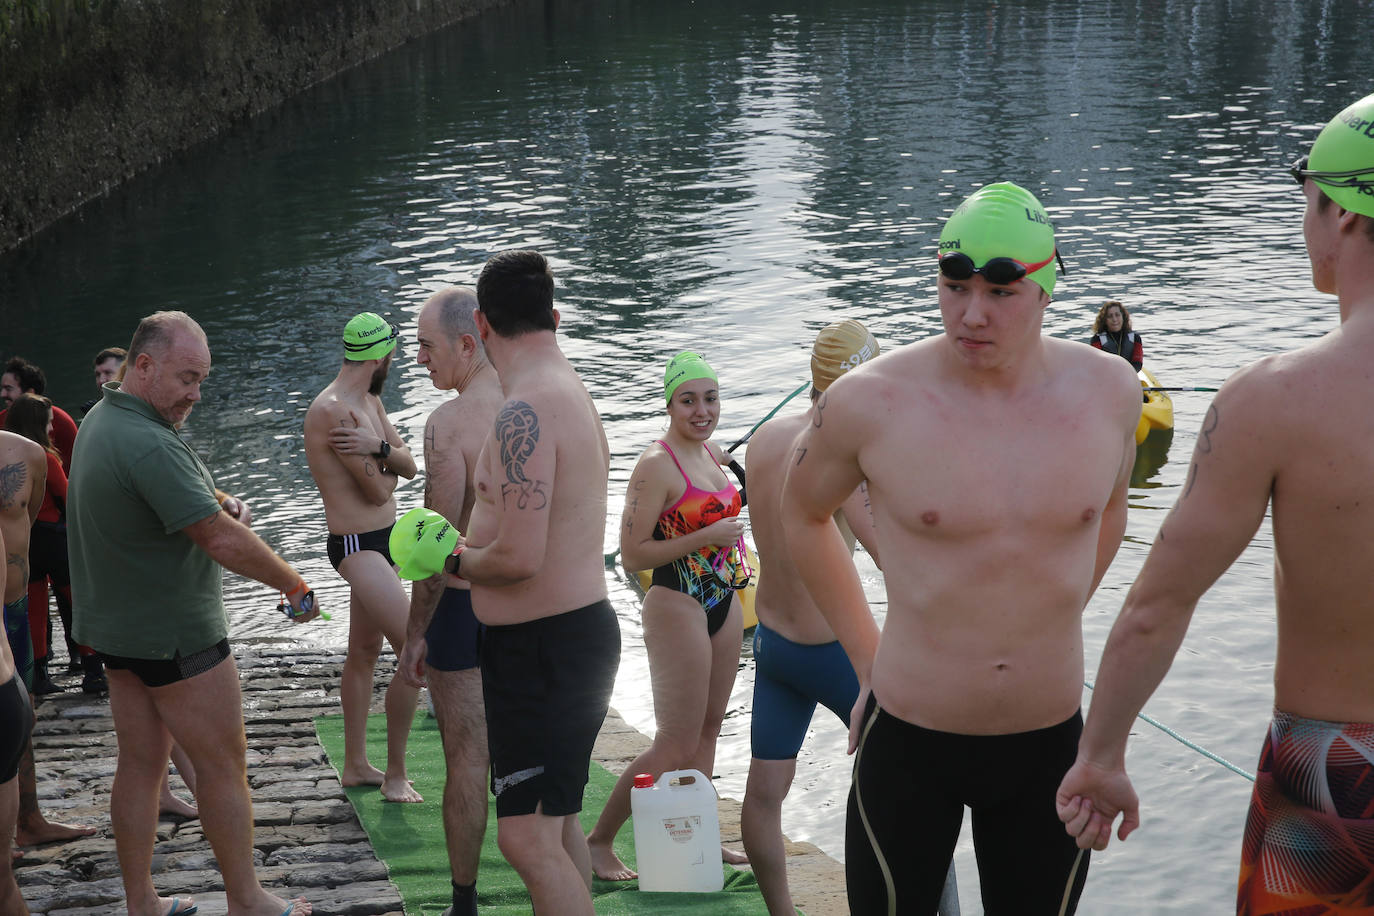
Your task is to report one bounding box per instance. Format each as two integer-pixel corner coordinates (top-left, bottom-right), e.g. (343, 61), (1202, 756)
(1182, 405), (1220, 501)
(1198, 405), (1219, 454)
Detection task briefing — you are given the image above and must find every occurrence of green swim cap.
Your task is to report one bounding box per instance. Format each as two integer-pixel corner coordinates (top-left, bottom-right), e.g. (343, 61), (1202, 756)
(663, 351), (718, 402)
(343, 312), (399, 361)
(1307, 92), (1374, 219)
(389, 506), (459, 581)
(938, 182), (1058, 297)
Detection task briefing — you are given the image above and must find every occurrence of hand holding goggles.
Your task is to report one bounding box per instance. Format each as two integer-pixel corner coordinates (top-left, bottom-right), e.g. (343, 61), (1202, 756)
(938, 249), (1060, 286)
(1289, 155), (1374, 189)
(710, 537), (754, 590)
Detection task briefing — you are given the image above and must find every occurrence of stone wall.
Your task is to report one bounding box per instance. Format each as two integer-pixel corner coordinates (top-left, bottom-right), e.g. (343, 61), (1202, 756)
(0, 0), (509, 252)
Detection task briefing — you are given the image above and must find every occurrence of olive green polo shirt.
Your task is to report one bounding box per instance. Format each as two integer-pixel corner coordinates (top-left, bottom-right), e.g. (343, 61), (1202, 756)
(69, 384), (226, 659)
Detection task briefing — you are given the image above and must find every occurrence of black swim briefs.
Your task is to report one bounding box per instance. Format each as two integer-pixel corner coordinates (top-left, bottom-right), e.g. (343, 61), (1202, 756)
(326, 524), (395, 572)
(101, 638), (232, 688)
(481, 599), (621, 819)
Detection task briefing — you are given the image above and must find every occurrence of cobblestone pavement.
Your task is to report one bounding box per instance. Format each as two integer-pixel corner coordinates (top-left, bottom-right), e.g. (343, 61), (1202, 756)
(16, 644), (845, 916)
(16, 647), (403, 916)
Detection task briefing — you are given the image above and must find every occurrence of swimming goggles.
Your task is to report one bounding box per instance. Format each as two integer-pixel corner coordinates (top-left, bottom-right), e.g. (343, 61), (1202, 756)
(938, 250), (1060, 286)
(710, 537), (754, 591)
(1288, 156), (1374, 190)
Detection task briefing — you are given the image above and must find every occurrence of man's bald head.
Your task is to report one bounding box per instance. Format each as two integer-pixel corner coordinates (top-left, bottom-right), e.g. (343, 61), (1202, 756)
(423, 287), (482, 346)
(126, 311), (208, 365)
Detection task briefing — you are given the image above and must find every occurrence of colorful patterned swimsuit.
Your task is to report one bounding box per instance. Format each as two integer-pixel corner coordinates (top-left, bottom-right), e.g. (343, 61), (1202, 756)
(1238, 708), (1374, 915)
(649, 440), (745, 636)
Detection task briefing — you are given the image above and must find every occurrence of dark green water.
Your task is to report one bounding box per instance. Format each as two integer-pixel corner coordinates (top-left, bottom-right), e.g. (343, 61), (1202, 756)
(2, 0), (1370, 909)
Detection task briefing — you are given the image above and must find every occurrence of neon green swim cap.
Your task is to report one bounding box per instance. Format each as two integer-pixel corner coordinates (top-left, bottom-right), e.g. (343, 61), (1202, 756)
(664, 351), (718, 402)
(343, 312), (398, 361)
(389, 506), (460, 581)
(938, 182), (1058, 297)
(1307, 92), (1374, 219)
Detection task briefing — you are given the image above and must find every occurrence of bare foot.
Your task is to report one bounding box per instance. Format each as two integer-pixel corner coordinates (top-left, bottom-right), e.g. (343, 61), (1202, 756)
(340, 762), (385, 788)
(127, 893), (196, 916)
(238, 893), (312, 916)
(722, 845), (749, 866)
(159, 790), (198, 820)
(163, 895), (196, 916)
(15, 817), (97, 846)
(588, 837), (636, 881)
(380, 773), (423, 803)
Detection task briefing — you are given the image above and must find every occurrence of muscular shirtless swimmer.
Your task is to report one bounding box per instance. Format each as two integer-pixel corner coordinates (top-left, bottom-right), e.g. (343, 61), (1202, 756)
(304, 312), (422, 803)
(783, 183), (1141, 915)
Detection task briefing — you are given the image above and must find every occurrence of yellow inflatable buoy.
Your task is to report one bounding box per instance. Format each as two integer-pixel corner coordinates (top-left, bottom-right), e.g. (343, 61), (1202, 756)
(631, 545), (760, 630)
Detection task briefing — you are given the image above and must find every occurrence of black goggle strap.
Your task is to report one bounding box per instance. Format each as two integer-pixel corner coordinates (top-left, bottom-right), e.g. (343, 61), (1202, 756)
(1291, 156), (1374, 189)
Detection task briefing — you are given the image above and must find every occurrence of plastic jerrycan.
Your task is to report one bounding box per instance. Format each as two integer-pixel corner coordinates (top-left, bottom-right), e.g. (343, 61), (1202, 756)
(630, 768), (724, 892)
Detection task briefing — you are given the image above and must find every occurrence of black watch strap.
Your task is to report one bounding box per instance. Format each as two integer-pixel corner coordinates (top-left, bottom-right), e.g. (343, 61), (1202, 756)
(375, 440), (391, 460)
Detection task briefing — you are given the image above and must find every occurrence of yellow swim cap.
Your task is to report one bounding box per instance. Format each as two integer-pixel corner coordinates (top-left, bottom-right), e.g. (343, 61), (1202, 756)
(343, 312), (398, 361)
(811, 320), (880, 392)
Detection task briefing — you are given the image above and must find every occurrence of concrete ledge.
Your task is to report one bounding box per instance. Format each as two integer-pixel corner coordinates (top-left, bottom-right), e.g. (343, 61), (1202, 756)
(0, 0), (509, 252)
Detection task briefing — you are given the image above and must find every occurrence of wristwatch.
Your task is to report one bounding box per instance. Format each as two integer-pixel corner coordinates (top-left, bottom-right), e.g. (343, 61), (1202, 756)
(375, 440), (391, 460)
(445, 545), (466, 579)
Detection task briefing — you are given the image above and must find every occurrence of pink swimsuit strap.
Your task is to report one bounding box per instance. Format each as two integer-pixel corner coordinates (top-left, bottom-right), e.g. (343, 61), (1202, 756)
(657, 440), (737, 517)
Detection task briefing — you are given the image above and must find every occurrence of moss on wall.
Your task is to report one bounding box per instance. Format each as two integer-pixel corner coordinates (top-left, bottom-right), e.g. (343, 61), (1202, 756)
(0, 0), (508, 251)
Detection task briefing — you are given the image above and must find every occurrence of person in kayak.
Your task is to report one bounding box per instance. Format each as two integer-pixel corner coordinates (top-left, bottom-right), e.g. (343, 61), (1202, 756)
(1088, 300), (1143, 370)
(1057, 90), (1374, 916)
(783, 181), (1141, 914)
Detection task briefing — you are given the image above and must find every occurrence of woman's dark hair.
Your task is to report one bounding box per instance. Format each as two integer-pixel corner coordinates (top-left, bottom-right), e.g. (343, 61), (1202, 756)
(4, 393), (57, 456)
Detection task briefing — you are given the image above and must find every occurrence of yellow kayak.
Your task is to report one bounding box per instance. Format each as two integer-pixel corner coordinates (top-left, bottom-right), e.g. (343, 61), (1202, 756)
(1136, 368), (1174, 444)
(631, 544), (760, 630)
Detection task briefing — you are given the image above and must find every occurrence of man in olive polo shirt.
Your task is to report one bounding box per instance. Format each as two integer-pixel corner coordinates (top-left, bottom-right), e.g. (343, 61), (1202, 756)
(70, 311), (317, 916)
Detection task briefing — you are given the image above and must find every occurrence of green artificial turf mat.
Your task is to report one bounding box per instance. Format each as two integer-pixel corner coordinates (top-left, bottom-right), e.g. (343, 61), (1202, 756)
(315, 712), (774, 914)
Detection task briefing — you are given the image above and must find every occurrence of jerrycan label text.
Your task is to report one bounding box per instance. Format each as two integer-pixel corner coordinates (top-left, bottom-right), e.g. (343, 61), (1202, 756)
(662, 814), (702, 847)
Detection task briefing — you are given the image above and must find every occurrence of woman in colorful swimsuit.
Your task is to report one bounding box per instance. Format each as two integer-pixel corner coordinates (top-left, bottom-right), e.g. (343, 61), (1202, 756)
(587, 351), (751, 881)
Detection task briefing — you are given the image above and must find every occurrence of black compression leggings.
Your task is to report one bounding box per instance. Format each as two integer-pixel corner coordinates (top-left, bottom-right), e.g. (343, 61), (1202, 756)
(846, 694), (1089, 915)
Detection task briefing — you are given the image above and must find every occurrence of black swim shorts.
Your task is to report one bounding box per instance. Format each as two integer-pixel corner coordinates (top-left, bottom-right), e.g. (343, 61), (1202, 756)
(481, 599), (621, 819)
(326, 525), (395, 572)
(101, 638), (232, 689)
(0, 673), (33, 782)
(425, 588), (484, 673)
